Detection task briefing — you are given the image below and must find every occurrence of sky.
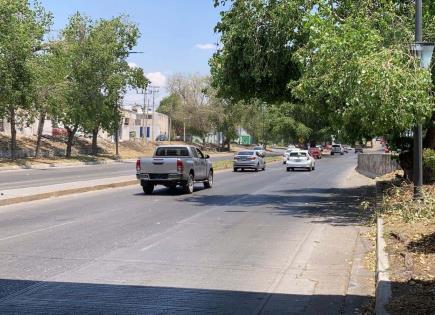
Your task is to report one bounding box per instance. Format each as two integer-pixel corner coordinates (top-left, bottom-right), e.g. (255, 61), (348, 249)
(39, 0), (222, 106)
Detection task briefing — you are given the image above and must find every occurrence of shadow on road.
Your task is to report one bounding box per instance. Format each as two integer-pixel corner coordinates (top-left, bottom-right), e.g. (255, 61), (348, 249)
(184, 186), (376, 226)
(0, 278), (374, 314)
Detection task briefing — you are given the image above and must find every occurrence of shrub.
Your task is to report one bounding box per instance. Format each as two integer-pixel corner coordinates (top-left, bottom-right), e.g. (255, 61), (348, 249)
(423, 149), (435, 183)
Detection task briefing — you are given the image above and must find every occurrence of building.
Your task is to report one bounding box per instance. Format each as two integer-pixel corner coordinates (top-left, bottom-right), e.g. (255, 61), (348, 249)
(0, 117), (53, 138)
(1, 106), (169, 144)
(119, 105), (169, 142)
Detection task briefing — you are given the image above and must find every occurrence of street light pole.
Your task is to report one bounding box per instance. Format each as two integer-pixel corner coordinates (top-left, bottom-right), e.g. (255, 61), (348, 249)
(414, 0), (423, 199)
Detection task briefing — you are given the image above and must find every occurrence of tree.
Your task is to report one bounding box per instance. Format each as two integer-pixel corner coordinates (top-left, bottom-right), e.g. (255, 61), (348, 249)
(58, 13), (147, 157)
(167, 74), (216, 142)
(158, 94), (184, 139)
(0, 0), (52, 159)
(31, 42), (69, 157)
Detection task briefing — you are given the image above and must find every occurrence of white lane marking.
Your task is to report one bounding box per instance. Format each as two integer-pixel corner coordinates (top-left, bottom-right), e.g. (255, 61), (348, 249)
(0, 221), (74, 242)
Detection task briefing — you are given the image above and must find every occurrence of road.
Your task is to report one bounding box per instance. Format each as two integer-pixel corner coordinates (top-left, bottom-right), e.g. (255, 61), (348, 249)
(0, 153), (374, 314)
(0, 150), (283, 191)
(0, 155), (235, 191)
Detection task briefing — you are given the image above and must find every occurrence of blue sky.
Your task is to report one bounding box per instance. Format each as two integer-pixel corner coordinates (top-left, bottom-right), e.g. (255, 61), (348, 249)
(39, 0), (222, 104)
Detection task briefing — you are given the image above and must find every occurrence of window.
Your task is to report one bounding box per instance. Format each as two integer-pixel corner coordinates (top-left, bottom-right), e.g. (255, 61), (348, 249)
(196, 148), (204, 159)
(155, 147), (189, 157)
(237, 151), (254, 156)
(124, 118), (130, 125)
(0, 120), (4, 132)
(191, 148), (198, 158)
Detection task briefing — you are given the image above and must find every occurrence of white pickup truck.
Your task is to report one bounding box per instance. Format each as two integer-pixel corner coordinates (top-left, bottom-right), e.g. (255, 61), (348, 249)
(136, 145), (214, 194)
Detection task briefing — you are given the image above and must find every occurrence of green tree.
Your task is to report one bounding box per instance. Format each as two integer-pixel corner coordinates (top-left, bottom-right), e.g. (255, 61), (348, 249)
(59, 13), (148, 157)
(31, 41), (70, 157)
(0, 0), (52, 159)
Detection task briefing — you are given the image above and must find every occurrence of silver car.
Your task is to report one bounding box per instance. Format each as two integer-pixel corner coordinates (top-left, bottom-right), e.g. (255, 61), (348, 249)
(234, 151), (265, 172)
(285, 150), (316, 171)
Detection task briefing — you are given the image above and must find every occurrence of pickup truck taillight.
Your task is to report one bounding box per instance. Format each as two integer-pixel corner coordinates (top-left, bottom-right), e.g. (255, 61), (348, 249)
(176, 159), (184, 172)
(136, 159), (141, 172)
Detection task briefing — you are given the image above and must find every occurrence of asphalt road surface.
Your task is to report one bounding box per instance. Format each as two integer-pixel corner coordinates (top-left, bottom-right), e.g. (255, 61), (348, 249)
(0, 153), (374, 314)
(0, 155), (235, 191)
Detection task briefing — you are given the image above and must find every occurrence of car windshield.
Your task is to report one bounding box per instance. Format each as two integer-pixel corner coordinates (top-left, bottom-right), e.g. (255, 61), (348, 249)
(290, 152), (307, 157)
(155, 147), (189, 157)
(332, 145), (340, 148)
(238, 151), (254, 156)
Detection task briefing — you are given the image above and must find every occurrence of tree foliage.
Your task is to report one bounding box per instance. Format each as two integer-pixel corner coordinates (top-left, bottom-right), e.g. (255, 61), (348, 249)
(0, 0), (52, 158)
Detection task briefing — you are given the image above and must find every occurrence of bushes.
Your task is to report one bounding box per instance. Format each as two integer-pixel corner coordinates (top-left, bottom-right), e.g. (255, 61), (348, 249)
(380, 184), (435, 222)
(423, 149), (435, 183)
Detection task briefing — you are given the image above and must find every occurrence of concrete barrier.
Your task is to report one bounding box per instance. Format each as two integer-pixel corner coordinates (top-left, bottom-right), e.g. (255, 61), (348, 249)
(357, 153), (400, 179)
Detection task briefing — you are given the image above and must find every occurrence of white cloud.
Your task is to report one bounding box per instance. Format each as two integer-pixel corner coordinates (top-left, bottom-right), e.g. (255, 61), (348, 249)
(195, 43), (216, 50)
(123, 71), (168, 107)
(128, 62), (138, 68)
(146, 72), (167, 88)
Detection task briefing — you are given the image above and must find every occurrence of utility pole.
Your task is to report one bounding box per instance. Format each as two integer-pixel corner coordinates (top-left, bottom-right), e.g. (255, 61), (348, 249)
(137, 88), (149, 144)
(414, 0), (423, 199)
(147, 86), (160, 141)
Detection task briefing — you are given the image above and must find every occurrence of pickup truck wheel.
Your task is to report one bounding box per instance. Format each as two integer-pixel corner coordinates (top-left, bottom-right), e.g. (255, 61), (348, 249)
(142, 184), (154, 195)
(183, 173), (194, 194)
(204, 171), (213, 189)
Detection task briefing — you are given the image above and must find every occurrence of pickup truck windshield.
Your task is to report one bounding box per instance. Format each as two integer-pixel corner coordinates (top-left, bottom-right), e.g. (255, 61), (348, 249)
(155, 147), (189, 157)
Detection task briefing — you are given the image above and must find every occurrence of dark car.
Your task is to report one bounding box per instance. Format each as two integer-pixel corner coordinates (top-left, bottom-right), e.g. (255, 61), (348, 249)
(155, 134), (168, 141)
(355, 145), (364, 153)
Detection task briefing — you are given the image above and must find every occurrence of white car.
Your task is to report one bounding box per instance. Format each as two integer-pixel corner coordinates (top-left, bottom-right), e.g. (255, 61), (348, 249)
(331, 144), (344, 155)
(252, 146), (265, 157)
(285, 150), (316, 171)
(282, 148), (298, 164)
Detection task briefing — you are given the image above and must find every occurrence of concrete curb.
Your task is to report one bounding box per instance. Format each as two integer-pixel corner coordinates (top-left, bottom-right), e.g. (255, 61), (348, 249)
(0, 159), (137, 171)
(375, 217), (391, 315)
(0, 179), (139, 207)
(356, 167), (379, 179)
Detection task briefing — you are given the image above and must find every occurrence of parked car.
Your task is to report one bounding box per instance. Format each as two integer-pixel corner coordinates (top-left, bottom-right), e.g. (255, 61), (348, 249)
(316, 144), (323, 152)
(355, 145), (364, 153)
(136, 145), (213, 194)
(286, 150), (316, 171)
(155, 134), (168, 141)
(308, 147), (322, 159)
(234, 151), (265, 172)
(342, 145), (349, 153)
(331, 144), (344, 155)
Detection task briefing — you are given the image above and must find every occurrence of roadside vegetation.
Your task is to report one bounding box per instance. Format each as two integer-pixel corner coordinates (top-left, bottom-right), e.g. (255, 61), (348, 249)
(374, 177), (434, 314)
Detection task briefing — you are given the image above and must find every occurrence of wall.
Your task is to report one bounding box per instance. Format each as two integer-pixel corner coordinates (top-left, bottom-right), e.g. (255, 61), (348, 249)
(357, 153), (400, 179)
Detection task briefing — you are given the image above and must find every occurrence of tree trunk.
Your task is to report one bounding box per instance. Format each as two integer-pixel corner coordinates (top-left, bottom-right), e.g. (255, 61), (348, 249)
(65, 125), (78, 158)
(423, 112), (435, 149)
(91, 127), (99, 156)
(35, 110), (46, 158)
(9, 107), (17, 160)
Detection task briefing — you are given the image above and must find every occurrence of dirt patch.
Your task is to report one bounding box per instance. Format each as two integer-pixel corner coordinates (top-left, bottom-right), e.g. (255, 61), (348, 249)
(0, 135), (244, 167)
(380, 184), (435, 315)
